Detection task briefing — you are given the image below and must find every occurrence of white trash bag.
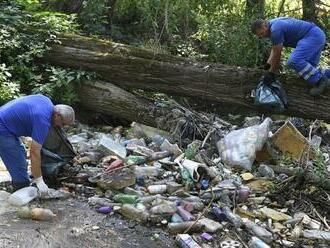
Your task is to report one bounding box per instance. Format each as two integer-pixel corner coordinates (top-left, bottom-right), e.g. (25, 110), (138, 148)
(217, 118), (272, 170)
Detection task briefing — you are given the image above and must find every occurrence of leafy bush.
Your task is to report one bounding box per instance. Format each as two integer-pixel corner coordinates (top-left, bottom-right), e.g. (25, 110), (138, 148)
(32, 66), (94, 105)
(78, 0), (108, 35)
(0, 64), (20, 104)
(0, 1), (83, 104)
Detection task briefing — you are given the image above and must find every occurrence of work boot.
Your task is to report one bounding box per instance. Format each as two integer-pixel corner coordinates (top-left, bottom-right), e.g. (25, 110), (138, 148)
(309, 76), (330, 96)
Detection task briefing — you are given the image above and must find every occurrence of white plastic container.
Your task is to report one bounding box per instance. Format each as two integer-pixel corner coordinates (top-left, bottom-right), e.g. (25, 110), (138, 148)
(8, 186), (38, 206)
(147, 185), (167, 194)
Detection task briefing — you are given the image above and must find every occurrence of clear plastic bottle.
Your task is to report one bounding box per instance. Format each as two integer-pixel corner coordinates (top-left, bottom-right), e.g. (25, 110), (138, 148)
(134, 166), (162, 177)
(150, 204), (177, 215)
(244, 219), (273, 243)
(222, 206), (243, 228)
(249, 236), (271, 248)
(8, 186), (38, 206)
(18, 206), (56, 221)
(147, 185), (167, 194)
(118, 204), (149, 222)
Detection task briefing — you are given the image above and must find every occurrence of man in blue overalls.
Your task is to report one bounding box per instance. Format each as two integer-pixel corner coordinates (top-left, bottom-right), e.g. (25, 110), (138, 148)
(251, 17), (330, 96)
(0, 94), (75, 194)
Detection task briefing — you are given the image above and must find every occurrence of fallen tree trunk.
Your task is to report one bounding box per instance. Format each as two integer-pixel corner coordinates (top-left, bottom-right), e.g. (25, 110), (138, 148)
(75, 80), (162, 126)
(44, 34), (330, 122)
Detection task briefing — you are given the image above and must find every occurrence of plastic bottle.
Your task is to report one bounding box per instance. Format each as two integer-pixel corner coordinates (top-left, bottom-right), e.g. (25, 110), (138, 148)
(177, 206), (195, 221)
(176, 234), (201, 248)
(134, 166), (162, 177)
(113, 194), (139, 204)
(8, 187), (38, 206)
(118, 204), (149, 222)
(152, 135), (165, 147)
(211, 206), (227, 222)
(244, 219), (273, 243)
(88, 196), (115, 206)
(222, 206), (243, 228)
(147, 185), (167, 194)
(150, 204), (177, 215)
(17, 206), (56, 221)
(168, 222), (204, 235)
(125, 155), (146, 165)
(171, 213), (183, 223)
(97, 206), (113, 214)
(302, 230), (330, 241)
(249, 236), (271, 248)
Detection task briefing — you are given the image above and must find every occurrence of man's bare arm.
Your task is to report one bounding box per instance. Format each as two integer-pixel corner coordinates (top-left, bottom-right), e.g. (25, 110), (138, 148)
(268, 45), (283, 73)
(30, 140), (42, 179)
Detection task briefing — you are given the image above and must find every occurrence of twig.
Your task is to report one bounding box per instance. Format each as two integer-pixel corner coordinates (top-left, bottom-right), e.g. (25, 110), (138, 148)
(233, 231), (249, 248)
(184, 188), (215, 234)
(201, 128), (215, 148)
(312, 207), (330, 230)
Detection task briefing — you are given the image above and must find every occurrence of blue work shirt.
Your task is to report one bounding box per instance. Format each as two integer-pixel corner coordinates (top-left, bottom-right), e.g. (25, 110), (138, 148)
(269, 17), (315, 48)
(0, 94), (53, 145)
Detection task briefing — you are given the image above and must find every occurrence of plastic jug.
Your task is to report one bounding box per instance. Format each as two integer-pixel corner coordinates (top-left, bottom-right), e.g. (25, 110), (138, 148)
(8, 186), (38, 206)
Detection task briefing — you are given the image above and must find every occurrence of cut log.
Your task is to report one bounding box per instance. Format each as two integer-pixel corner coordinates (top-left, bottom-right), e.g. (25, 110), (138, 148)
(43, 34), (330, 122)
(75, 80), (162, 126)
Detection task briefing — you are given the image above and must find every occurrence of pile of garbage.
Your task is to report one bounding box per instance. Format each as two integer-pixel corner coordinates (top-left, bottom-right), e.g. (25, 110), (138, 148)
(1, 112), (330, 247)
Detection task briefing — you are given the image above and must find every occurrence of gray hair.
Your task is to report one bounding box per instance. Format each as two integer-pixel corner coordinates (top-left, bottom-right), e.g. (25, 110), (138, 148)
(54, 104), (75, 124)
(250, 19), (268, 34)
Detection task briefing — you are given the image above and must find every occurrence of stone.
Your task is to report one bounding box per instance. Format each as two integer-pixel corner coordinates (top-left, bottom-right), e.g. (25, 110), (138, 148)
(97, 170), (135, 190)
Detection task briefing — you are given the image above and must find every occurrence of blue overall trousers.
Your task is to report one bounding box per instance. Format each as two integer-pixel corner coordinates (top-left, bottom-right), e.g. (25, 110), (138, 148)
(287, 26), (330, 84)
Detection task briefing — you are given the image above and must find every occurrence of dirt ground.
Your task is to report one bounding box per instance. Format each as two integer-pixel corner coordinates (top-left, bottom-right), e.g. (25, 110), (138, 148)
(0, 197), (176, 248)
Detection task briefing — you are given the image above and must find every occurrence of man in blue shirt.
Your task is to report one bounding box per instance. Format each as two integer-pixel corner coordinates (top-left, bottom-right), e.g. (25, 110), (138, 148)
(0, 94), (75, 194)
(251, 17), (330, 96)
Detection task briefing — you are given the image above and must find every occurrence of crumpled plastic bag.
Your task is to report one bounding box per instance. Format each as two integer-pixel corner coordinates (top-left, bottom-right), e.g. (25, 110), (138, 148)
(217, 118), (272, 170)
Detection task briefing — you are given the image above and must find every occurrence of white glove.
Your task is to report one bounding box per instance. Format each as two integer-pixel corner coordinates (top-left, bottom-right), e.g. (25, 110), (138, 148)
(34, 176), (49, 195)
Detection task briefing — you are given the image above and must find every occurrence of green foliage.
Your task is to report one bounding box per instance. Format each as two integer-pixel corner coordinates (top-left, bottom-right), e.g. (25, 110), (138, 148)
(78, 0), (108, 35)
(280, 153), (294, 166)
(0, 1), (79, 104)
(313, 148), (326, 179)
(32, 66), (94, 105)
(0, 64), (20, 104)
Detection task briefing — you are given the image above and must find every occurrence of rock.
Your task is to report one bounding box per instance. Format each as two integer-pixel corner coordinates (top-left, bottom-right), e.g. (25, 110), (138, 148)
(97, 170), (135, 190)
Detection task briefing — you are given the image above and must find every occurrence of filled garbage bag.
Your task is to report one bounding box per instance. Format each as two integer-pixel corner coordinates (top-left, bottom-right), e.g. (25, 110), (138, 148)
(254, 76), (288, 112)
(216, 118), (272, 170)
(41, 126), (76, 185)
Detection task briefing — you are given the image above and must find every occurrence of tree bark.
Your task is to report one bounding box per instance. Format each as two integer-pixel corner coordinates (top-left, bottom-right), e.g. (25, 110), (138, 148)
(246, 0), (265, 18)
(43, 0), (84, 14)
(43, 34), (330, 122)
(302, 0), (317, 23)
(105, 0), (117, 32)
(75, 80), (162, 126)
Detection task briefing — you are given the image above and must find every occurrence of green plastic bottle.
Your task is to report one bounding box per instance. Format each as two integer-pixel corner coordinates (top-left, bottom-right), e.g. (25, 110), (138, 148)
(113, 194), (139, 204)
(125, 155), (146, 165)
